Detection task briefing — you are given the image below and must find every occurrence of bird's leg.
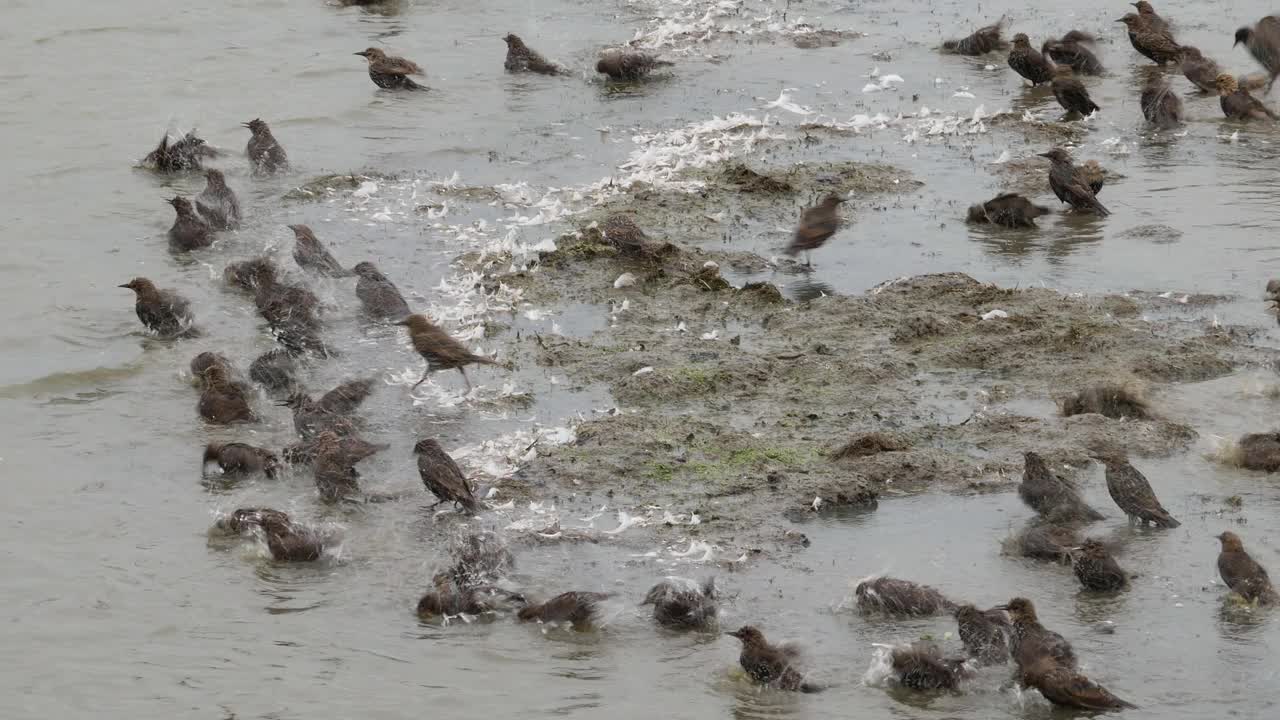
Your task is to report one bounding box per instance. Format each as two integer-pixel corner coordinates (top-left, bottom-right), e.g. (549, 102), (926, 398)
(429, 499), (446, 509)
(411, 367), (430, 391)
(459, 368), (473, 392)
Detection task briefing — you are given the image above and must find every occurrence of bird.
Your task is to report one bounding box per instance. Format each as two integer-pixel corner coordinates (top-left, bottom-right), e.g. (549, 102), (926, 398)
(223, 256), (277, 294)
(1061, 383), (1149, 419)
(517, 591), (612, 630)
(1015, 521), (1082, 562)
(785, 194), (844, 265)
(190, 351), (234, 383)
(1131, 1), (1169, 32)
(1042, 33), (1103, 75)
(248, 348), (298, 395)
(599, 214), (657, 256)
(215, 507), (293, 536)
(966, 193), (1051, 228)
(119, 277), (197, 338)
(999, 597), (1077, 670)
(854, 577), (955, 617)
(1179, 46), (1221, 92)
(253, 512), (325, 561)
(143, 131), (215, 172)
(1051, 66), (1100, 116)
(284, 432), (387, 468)
(197, 364), (256, 424)
(312, 430), (379, 503)
(1008, 34), (1055, 86)
(1141, 74), (1183, 128)
(243, 118), (288, 174)
(203, 442), (279, 479)
(503, 33), (565, 75)
(289, 225), (350, 277)
(195, 169), (241, 230)
(396, 313), (500, 392)
(414, 438), (479, 512)
(1095, 453), (1180, 527)
(1217, 531), (1277, 604)
(1235, 16), (1280, 91)
(888, 642), (973, 690)
(1236, 432), (1280, 472)
(942, 16), (1007, 55)
(1041, 148), (1110, 215)
(355, 47), (427, 90)
(1070, 539), (1129, 591)
(1216, 73), (1279, 120)
(166, 196), (213, 251)
(641, 578), (719, 630)
(1018, 451), (1105, 522)
(953, 605), (1009, 665)
(352, 261), (411, 320)
(283, 377), (377, 439)
(417, 581), (527, 619)
(595, 48), (673, 80)
(1117, 13), (1181, 65)
(726, 626), (820, 692)
(1021, 656), (1136, 711)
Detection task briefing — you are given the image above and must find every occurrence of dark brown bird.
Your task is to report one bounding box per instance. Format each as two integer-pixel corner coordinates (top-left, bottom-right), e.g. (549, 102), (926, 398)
(1216, 73), (1279, 120)
(352, 261), (411, 320)
(313, 430), (379, 503)
(942, 17), (1007, 55)
(1042, 34), (1103, 75)
(396, 313), (500, 392)
(1041, 148), (1110, 216)
(1021, 656), (1136, 711)
(1051, 67), (1100, 116)
(196, 169), (241, 230)
(215, 507), (292, 535)
(284, 432), (387, 467)
(1140, 74), (1183, 129)
(1008, 34), (1055, 86)
(223, 257), (277, 293)
(1019, 451), (1105, 522)
(1179, 46), (1221, 92)
(1015, 521), (1082, 562)
(243, 118), (288, 174)
(284, 377), (377, 439)
(1095, 454), (1180, 527)
(1070, 539), (1128, 591)
(595, 48), (673, 80)
(414, 438), (479, 512)
(785, 194), (844, 265)
(203, 442), (279, 479)
(248, 348), (298, 394)
(190, 351), (233, 382)
(954, 605), (1009, 664)
(355, 47), (427, 90)
(999, 597), (1077, 670)
(966, 193), (1051, 228)
(197, 365), (256, 424)
(248, 262), (323, 340)
(517, 591), (612, 630)
(1117, 13), (1181, 65)
(726, 626), (819, 692)
(1132, 1), (1168, 32)
(167, 195), (213, 251)
(1237, 432), (1280, 472)
(289, 225), (349, 277)
(254, 512), (325, 561)
(417, 581), (527, 618)
(855, 577), (955, 617)
(119, 277), (196, 338)
(641, 578), (719, 630)
(1236, 16), (1280, 91)
(143, 131), (215, 172)
(1061, 383), (1149, 420)
(1217, 531), (1277, 604)
(503, 33), (564, 75)
(888, 642), (972, 690)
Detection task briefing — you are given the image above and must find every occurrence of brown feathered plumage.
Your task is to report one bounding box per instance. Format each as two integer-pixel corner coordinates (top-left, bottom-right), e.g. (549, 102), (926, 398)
(1008, 34), (1055, 85)
(727, 626), (819, 692)
(1016, 521), (1082, 562)
(967, 193), (1051, 228)
(356, 47), (427, 90)
(196, 169), (240, 230)
(1001, 597), (1077, 671)
(595, 48), (673, 80)
(942, 17), (1007, 55)
(1096, 454), (1180, 527)
(414, 438), (479, 512)
(1235, 16), (1280, 90)
(290, 225), (349, 276)
(1117, 13), (1180, 65)
(1217, 531), (1277, 604)
(203, 442), (279, 478)
(954, 605), (1009, 664)
(642, 578), (719, 630)
(503, 33), (565, 75)
(1216, 73), (1279, 120)
(352, 261), (411, 320)
(1043, 34), (1103, 75)
(167, 196), (213, 251)
(285, 377), (377, 439)
(1237, 432), (1280, 472)
(397, 313), (500, 391)
(517, 591), (611, 630)
(1051, 67), (1100, 116)
(312, 430), (378, 503)
(243, 118), (288, 174)
(855, 577), (955, 617)
(197, 365), (256, 424)
(890, 642), (972, 690)
(1179, 46), (1221, 92)
(1141, 74), (1183, 128)
(1018, 451), (1104, 522)
(1041, 148), (1110, 215)
(120, 277), (197, 338)
(1071, 539), (1129, 591)
(1021, 657), (1136, 711)
(785, 194), (844, 262)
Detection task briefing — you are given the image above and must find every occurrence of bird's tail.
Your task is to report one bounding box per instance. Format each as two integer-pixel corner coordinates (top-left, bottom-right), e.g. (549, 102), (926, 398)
(407, 78), (430, 91)
(1093, 199), (1111, 217)
(799, 682), (826, 694)
(1154, 512), (1181, 528)
(653, 59), (676, 67)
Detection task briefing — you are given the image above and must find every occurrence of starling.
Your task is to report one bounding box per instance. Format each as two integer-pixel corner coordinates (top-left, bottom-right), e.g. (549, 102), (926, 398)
(1235, 16), (1280, 91)
(249, 348), (298, 394)
(1008, 34), (1055, 86)
(1237, 432), (1280, 472)
(285, 432), (387, 467)
(167, 196), (213, 251)
(1042, 34), (1103, 75)
(215, 507), (293, 535)
(595, 48), (673, 81)
(243, 118), (288, 174)
(1140, 74), (1183, 129)
(641, 577), (719, 630)
(1216, 73), (1279, 120)
(197, 365), (256, 424)
(289, 225), (350, 277)
(726, 626), (820, 692)
(119, 277), (197, 338)
(503, 33), (565, 75)
(414, 438), (479, 512)
(249, 263), (323, 335)
(966, 193), (1051, 228)
(999, 597), (1077, 671)
(417, 581), (527, 618)
(1095, 454), (1180, 527)
(1051, 67), (1100, 116)
(941, 17), (1007, 56)
(1019, 451), (1105, 522)
(888, 642), (972, 690)
(1061, 383), (1149, 419)
(396, 313), (500, 391)
(517, 591), (612, 630)
(223, 257), (276, 293)
(284, 377), (377, 439)
(1070, 539), (1128, 591)
(313, 430), (378, 502)
(953, 604), (1009, 664)
(1117, 14), (1181, 65)
(854, 577), (955, 617)
(190, 351), (233, 382)
(1040, 148), (1110, 216)
(254, 512), (325, 561)
(1179, 46), (1220, 92)
(1131, 1), (1168, 32)
(1021, 657), (1136, 711)
(785, 194), (844, 265)
(203, 442), (279, 479)
(1015, 521), (1082, 562)
(196, 169), (241, 230)
(143, 131), (215, 172)
(599, 214), (656, 256)
(1217, 531), (1278, 604)
(355, 47), (427, 90)
(352, 261), (411, 320)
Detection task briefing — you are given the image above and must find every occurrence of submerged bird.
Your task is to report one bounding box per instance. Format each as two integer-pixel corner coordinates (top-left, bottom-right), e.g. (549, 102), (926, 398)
(1217, 531), (1277, 604)
(197, 365), (256, 424)
(167, 196), (213, 251)
(251, 511), (325, 561)
(595, 48), (673, 80)
(355, 47), (427, 90)
(1041, 148), (1110, 215)
(414, 438), (479, 512)
(1000, 597), (1077, 670)
(785, 194), (844, 265)
(855, 577), (955, 617)
(196, 169), (241, 230)
(284, 377), (377, 439)
(641, 578), (719, 630)
(1021, 656), (1136, 711)
(203, 442), (279, 479)
(1179, 46), (1221, 93)
(942, 16), (1007, 55)
(417, 581), (527, 619)
(215, 507), (293, 535)
(503, 33), (565, 75)
(289, 224), (349, 276)
(1235, 16), (1280, 91)
(727, 626), (819, 692)
(1095, 453), (1180, 527)
(517, 591), (611, 630)
(1008, 33), (1055, 86)
(352, 261), (411, 320)
(1019, 451), (1104, 522)
(243, 119), (288, 174)
(967, 193), (1051, 228)
(143, 131), (216, 172)
(888, 642), (972, 690)
(1070, 539), (1129, 591)
(1117, 13), (1181, 65)
(1141, 74), (1183, 128)
(119, 277), (196, 338)
(1051, 66), (1100, 116)
(1043, 33), (1103, 75)
(396, 313), (500, 392)
(1015, 521), (1082, 562)
(1216, 73), (1279, 120)
(1132, 1), (1169, 32)
(248, 348), (298, 394)
(954, 605), (1009, 664)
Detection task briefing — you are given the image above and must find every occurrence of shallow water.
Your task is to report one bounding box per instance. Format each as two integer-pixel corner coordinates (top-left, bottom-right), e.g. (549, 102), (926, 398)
(4, 0), (1280, 718)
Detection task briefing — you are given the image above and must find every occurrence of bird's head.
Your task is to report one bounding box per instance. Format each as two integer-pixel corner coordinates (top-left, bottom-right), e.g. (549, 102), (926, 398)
(167, 195), (193, 213)
(1131, 1), (1154, 14)
(1217, 531), (1245, 552)
(1036, 148), (1070, 163)
(118, 277), (153, 293)
(503, 33), (522, 47)
(203, 168), (225, 187)
(412, 438), (441, 455)
(727, 625), (764, 645)
(394, 313), (430, 332)
(1011, 33), (1030, 47)
(1215, 73), (1239, 95)
(1116, 14), (1140, 28)
(351, 261), (379, 278)
(356, 47), (385, 62)
(287, 224), (315, 243)
(820, 193), (846, 207)
(242, 118), (267, 134)
(996, 597), (1037, 622)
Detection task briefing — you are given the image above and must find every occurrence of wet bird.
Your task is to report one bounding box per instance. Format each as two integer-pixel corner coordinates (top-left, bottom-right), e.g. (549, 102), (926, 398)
(197, 365), (256, 424)
(954, 604), (1009, 664)
(143, 131), (216, 172)
(355, 47), (427, 90)
(1117, 13), (1181, 65)
(243, 118), (288, 174)
(223, 256), (278, 293)
(1237, 432), (1280, 472)
(167, 195), (214, 251)
(726, 626), (820, 692)
(248, 348), (298, 395)
(203, 442), (279, 479)
(517, 591), (612, 630)
(1216, 73), (1279, 120)
(1019, 451), (1105, 522)
(284, 377), (377, 439)
(1043, 33), (1103, 75)
(1131, 1), (1169, 32)
(503, 33), (565, 75)
(1140, 74), (1183, 128)
(785, 194), (844, 265)
(1051, 66), (1100, 117)
(999, 597), (1077, 670)
(1041, 148), (1110, 216)
(599, 214), (657, 256)
(195, 169), (241, 230)
(966, 193), (1051, 228)
(1015, 521), (1082, 562)
(215, 507), (293, 535)
(855, 577), (955, 617)
(289, 225), (349, 277)
(119, 277), (196, 338)
(254, 512), (325, 561)
(1021, 656), (1136, 711)
(396, 313), (500, 392)
(942, 16), (1007, 56)
(352, 261), (411, 320)
(1095, 453), (1180, 527)
(1070, 539), (1129, 591)
(1179, 46), (1221, 92)
(641, 578), (719, 630)
(284, 432), (387, 467)
(190, 351), (233, 382)
(1217, 531), (1277, 604)
(1235, 16), (1280, 91)
(312, 430), (379, 502)
(414, 438), (479, 513)
(888, 642), (972, 690)
(417, 581), (527, 619)
(1008, 34), (1055, 86)
(595, 48), (674, 81)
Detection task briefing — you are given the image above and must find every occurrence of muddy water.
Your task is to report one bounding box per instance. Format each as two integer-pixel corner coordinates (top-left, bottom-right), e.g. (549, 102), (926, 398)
(3, 0), (1280, 718)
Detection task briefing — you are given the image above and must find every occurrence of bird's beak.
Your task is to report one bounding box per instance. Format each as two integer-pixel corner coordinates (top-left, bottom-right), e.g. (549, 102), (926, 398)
(240, 122), (252, 128)
(354, 51), (368, 57)
(1036, 152), (1052, 158)
(393, 319), (410, 326)
(726, 629), (743, 639)
(1114, 18), (1125, 23)
(993, 604), (1009, 611)
(287, 224), (300, 232)
(117, 283), (131, 289)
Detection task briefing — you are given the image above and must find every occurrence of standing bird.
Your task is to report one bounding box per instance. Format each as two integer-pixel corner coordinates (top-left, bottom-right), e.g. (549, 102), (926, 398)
(503, 33), (565, 75)
(785, 194), (844, 266)
(1051, 66), (1100, 117)
(355, 47), (427, 90)
(396, 313), (500, 391)
(1179, 46), (1222, 93)
(1043, 34), (1103, 75)
(197, 365), (256, 424)
(1041, 149), (1110, 216)
(1021, 657), (1137, 711)
(954, 605), (1009, 665)
(1000, 597), (1077, 671)
(289, 225), (350, 277)
(1216, 73), (1279, 120)
(517, 591), (612, 630)
(1095, 454), (1180, 527)
(352, 261), (411, 320)
(167, 196), (213, 251)
(595, 48), (673, 81)
(1141, 74), (1183, 128)
(1235, 16), (1280, 91)
(1008, 34), (1055, 86)
(967, 193), (1051, 228)
(203, 442), (279, 479)
(414, 438), (479, 512)
(196, 169), (241, 230)
(1217, 531), (1277, 604)
(726, 626), (819, 692)
(641, 578), (719, 630)
(1131, 1), (1169, 32)
(243, 119), (288, 174)
(119, 277), (196, 338)
(1117, 14), (1181, 65)
(1070, 539), (1129, 591)
(854, 577), (955, 617)
(1019, 451), (1105, 522)
(942, 17), (1007, 56)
